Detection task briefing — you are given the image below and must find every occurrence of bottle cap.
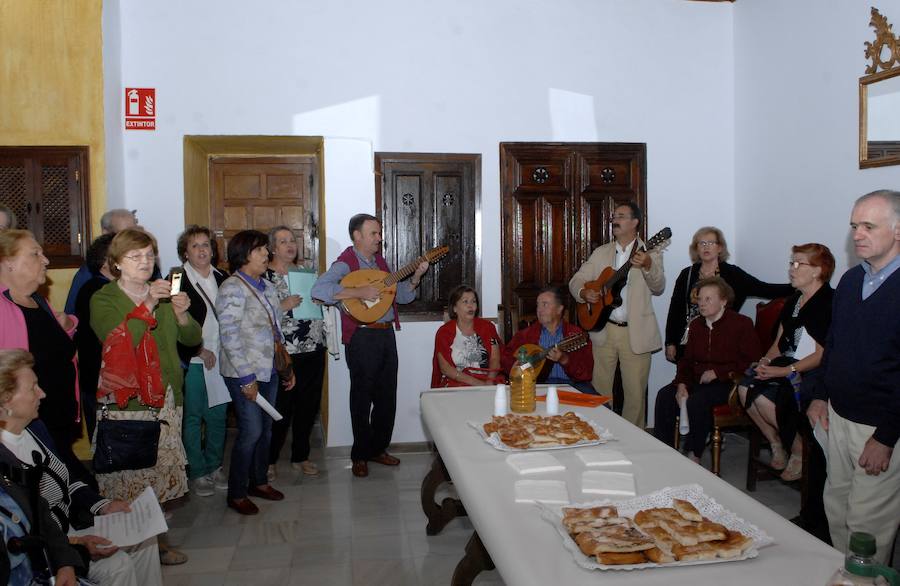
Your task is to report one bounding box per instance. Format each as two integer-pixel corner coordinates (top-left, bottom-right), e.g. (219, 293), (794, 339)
(848, 532), (877, 556)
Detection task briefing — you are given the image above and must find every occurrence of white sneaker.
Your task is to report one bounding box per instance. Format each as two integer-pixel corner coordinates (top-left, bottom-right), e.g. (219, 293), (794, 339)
(267, 464), (277, 482)
(210, 467), (228, 491)
(192, 476), (215, 497)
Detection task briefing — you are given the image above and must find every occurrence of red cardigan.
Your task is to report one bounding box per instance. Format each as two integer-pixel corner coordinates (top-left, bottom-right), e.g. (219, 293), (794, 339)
(431, 317), (502, 387)
(674, 309), (760, 387)
(502, 321), (594, 383)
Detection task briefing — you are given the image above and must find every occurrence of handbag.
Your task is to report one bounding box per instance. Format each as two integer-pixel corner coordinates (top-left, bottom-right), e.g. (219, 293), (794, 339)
(236, 275), (294, 380)
(92, 405), (164, 473)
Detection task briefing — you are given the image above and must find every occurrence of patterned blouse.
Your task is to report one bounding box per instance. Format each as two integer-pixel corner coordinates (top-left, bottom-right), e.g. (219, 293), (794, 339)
(265, 268), (325, 355)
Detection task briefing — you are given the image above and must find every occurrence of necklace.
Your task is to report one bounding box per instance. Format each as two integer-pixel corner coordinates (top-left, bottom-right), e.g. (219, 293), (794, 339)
(118, 280), (150, 302)
(699, 264), (719, 279)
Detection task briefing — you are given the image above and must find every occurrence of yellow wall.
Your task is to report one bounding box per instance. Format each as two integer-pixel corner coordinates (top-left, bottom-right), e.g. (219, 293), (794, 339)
(0, 0), (107, 308)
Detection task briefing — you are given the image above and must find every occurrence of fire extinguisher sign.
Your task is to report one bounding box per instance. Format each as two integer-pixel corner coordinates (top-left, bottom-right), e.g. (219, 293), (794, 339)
(125, 88), (156, 130)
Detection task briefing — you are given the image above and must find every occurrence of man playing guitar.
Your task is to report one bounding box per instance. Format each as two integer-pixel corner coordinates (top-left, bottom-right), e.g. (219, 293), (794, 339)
(502, 286), (595, 394)
(568, 202), (666, 427)
(311, 213), (429, 478)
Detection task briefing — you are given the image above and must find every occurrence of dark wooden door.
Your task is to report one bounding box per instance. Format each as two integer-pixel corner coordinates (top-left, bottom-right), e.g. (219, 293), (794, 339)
(209, 156), (319, 268)
(499, 142), (646, 330)
(376, 152), (481, 318)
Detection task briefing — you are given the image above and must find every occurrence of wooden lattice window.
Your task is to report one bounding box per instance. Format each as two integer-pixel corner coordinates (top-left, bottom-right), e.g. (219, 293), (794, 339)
(0, 147), (90, 267)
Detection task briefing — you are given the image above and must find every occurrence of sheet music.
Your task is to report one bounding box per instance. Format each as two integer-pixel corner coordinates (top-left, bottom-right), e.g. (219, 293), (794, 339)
(70, 486), (168, 547)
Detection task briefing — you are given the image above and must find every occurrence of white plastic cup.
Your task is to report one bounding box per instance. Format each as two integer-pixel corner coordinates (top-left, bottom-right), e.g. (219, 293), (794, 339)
(494, 383), (508, 416)
(546, 385), (559, 415)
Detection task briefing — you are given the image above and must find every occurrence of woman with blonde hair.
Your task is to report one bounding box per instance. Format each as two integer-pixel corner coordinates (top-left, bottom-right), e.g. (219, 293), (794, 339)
(664, 226), (793, 362)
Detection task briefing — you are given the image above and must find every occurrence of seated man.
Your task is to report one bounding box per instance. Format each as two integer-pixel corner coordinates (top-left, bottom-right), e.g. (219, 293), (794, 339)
(502, 286), (595, 394)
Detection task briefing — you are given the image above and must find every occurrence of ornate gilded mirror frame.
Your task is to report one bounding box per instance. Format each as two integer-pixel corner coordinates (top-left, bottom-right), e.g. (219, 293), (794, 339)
(860, 7), (900, 169)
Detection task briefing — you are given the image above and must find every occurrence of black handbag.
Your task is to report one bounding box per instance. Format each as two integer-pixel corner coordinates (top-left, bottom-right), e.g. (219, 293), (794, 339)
(92, 406), (165, 473)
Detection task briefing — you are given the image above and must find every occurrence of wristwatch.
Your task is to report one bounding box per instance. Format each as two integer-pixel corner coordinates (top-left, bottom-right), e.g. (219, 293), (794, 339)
(789, 364), (797, 374)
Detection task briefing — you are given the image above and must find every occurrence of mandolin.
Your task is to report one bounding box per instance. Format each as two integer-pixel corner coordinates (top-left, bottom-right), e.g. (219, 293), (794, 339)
(576, 227), (672, 332)
(340, 245), (449, 323)
(517, 331), (589, 378)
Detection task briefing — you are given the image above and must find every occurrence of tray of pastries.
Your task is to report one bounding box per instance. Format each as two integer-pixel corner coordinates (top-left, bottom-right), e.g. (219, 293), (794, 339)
(469, 412), (613, 451)
(537, 484), (773, 570)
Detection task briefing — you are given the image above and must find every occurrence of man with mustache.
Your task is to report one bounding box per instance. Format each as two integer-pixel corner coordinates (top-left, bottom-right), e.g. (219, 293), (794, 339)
(569, 201), (666, 427)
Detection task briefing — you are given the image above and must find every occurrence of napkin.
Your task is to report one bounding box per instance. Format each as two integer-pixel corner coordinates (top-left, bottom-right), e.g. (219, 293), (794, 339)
(506, 452), (566, 475)
(581, 471), (636, 497)
(576, 448), (632, 467)
(514, 479), (570, 504)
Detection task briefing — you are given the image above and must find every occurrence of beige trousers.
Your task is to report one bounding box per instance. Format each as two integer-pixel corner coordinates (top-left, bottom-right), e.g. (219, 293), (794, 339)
(590, 324), (651, 428)
(824, 405), (900, 563)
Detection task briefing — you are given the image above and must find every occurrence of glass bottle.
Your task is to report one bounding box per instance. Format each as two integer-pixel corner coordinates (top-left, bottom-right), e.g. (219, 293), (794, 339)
(509, 348), (536, 413)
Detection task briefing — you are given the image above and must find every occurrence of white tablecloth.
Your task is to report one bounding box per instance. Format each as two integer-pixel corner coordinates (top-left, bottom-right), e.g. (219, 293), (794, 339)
(420, 387), (842, 585)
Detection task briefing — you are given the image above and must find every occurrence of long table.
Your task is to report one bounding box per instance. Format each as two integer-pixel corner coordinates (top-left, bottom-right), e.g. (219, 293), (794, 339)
(420, 387), (842, 585)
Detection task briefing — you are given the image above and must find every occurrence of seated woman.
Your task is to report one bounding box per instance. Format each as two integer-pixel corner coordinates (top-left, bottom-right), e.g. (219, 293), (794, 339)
(0, 348), (162, 585)
(664, 227), (793, 362)
(654, 277), (760, 462)
(431, 285), (502, 387)
(738, 243), (835, 482)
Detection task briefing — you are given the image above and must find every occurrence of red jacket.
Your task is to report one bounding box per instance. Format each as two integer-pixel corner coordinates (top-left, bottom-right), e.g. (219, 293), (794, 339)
(674, 309), (760, 387)
(502, 321), (593, 383)
(431, 317), (502, 387)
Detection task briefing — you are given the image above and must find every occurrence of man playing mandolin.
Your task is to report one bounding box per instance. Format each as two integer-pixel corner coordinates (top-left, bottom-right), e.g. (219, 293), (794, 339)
(568, 202), (666, 427)
(311, 213), (429, 478)
(502, 286), (595, 393)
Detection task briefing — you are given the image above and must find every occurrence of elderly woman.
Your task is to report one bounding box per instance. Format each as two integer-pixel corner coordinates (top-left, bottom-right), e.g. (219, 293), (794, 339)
(664, 227), (793, 362)
(175, 226), (230, 497)
(654, 277), (760, 462)
(216, 230), (294, 515)
(264, 226), (325, 480)
(431, 285), (502, 387)
(89, 228), (200, 565)
(0, 348), (160, 585)
(0, 203), (15, 230)
(73, 234), (116, 441)
(0, 230), (84, 478)
(738, 243), (835, 482)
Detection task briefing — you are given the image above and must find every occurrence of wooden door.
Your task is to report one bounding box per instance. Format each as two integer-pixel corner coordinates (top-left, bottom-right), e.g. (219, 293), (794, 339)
(499, 143), (646, 330)
(375, 153), (481, 318)
(209, 156), (319, 268)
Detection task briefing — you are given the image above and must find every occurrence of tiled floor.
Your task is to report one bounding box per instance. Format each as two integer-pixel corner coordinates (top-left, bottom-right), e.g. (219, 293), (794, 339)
(161, 429), (894, 585)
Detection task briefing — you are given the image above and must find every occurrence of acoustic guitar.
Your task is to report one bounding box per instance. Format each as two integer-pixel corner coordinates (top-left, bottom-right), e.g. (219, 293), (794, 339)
(576, 227), (672, 332)
(340, 246), (449, 323)
(517, 331), (589, 379)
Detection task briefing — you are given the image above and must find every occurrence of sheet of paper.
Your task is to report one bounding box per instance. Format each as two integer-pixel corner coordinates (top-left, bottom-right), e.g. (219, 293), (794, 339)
(203, 361), (230, 408)
(255, 393), (283, 421)
(287, 269), (323, 320)
(794, 327), (816, 359)
(813, 421), (828, 466)
(70, 486), (168, 547)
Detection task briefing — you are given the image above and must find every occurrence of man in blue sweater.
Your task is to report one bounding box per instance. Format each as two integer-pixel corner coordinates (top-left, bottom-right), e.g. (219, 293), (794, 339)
(808, 190), (900, 563)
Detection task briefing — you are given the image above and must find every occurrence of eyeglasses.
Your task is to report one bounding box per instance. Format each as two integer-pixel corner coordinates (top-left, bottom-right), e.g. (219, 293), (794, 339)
(123, 253), (156, 263)
(698, 240), (719, 247)
(788, 260), (813, 269)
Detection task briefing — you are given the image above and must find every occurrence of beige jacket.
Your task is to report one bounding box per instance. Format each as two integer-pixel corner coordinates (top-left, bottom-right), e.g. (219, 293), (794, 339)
(568, 239), (666, 354)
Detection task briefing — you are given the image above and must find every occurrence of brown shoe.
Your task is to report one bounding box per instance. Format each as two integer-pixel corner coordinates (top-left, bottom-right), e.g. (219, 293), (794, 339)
(352, 460), (369, 477)
(227, 497), (259, 515)
(248, 484), (284, 501)
(370, 452), (400, 466)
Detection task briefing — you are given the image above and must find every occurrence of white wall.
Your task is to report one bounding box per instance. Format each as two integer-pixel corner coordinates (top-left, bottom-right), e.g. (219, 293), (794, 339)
(103, 0), (737, 445)
(734, 1), (900, 286)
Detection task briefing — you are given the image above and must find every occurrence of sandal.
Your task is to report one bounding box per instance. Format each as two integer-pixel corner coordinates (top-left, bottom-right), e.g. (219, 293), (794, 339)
(780, 454), (803, 482)
(159, 546), (188, 566)
(769, 442), (787, 470)
(292, 460), (320, 476)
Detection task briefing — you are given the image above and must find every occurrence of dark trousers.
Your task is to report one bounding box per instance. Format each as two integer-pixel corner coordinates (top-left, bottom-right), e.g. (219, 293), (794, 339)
(346, 328), (398, 462)
(269, 348), (326, 464)
(224, 376), (279, 500)
(797, 413), (832, 544)
(654, 381), (733, 457)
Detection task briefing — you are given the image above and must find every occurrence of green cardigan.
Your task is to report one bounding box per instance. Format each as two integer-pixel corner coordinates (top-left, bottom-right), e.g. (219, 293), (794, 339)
(90, 281), (201, 409)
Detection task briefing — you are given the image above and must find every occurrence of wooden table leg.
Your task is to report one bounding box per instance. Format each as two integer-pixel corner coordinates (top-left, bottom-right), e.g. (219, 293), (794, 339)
(421, 452), (467, 535)
(451, 530), (495, 586)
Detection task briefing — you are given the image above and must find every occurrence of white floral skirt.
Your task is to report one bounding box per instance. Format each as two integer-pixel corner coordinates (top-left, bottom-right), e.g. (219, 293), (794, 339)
(94, 388), (188, 503)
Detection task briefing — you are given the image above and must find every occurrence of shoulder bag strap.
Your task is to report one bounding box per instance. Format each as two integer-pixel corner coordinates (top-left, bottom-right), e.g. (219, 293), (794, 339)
(194, 280), (219, 320)
(236, 275), (279, 339)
